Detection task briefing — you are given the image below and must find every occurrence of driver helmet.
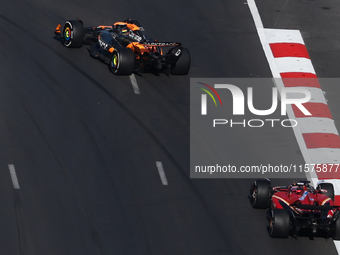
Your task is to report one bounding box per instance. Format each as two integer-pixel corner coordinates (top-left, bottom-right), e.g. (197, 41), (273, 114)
(291, 184), (303, 194)
(121, 27), (129, 35)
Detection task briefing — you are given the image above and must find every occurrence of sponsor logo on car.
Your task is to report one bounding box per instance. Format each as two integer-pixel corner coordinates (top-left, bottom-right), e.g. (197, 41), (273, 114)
(99, 38), (109, 50)
(143, 42), (177, 46)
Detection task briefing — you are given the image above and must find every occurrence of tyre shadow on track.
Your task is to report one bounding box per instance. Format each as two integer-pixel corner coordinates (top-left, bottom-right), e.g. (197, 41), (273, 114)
(265, 224), (333, 241)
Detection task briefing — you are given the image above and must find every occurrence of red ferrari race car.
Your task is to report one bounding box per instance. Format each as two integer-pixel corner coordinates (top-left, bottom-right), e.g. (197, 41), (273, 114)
(250, 179), (340, 239)
(54, 18), (190, 76)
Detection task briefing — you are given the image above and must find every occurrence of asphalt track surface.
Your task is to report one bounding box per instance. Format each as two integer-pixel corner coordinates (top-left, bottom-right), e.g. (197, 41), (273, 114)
(0, 0), (339, 254)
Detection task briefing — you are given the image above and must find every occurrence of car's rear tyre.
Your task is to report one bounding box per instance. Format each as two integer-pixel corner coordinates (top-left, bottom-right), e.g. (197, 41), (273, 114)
(333, 216), (340, 240)
(62, 20), (84, 48)
(250, 179), (271, 209)
(318, 182), (335, 201)
(110, 48), (135, 75)
(269, 209), (290, 238)
(170, 47), (190, 75)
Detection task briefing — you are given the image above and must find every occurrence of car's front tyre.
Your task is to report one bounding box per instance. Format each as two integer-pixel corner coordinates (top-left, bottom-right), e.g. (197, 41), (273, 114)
(317, 182), (335, 201)
(250, 179), (271, 209)
(110, 48), (135, 75)
(62, 20), (84, 48)
(332, 212), (340, 240)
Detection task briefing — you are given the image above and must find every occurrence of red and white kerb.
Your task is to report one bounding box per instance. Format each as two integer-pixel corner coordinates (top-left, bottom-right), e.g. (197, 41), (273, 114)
(265, 29), (340, 205)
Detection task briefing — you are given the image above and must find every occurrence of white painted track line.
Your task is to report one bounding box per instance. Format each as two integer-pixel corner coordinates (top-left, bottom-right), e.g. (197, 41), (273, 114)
(335, 241), (340, 252)
(156, 161), (168, 185)
(8, 164), (20, 189)
(247, 0), (280, 78)
(129, 74), (140, 94)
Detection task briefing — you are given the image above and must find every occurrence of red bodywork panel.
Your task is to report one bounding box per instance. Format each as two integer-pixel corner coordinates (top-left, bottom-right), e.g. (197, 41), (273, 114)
(272, 186), (334, 216)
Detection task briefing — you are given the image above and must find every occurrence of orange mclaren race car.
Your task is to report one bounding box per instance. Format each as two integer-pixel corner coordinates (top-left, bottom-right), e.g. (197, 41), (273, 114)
(250, 179), (340, 239)
(54, 18), (190, 76)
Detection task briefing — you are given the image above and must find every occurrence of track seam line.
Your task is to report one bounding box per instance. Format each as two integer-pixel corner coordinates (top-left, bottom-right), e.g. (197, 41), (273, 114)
(8, 164), (20, 189)
(156, 161), (168, 185)
(129, 74), (140, 94)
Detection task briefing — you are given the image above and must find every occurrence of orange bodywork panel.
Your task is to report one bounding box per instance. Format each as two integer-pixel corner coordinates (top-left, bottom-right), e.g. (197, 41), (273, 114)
(114, 22), (140, 31)
(55, 24), (61, 34)
(97, 25), (113, 29)
(126, 23), (140, 31)
(114, 22), (126, 26)
(127, 42), (157, 55)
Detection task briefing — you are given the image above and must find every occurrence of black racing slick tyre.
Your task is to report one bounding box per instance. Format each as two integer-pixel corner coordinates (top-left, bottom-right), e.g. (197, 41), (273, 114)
(110, 48), (135, 75)
(250, 179), (271, 209)
(333, 216), (340, 240)
(62, 20), (85, 48)
(269, 209), (290, 238)
(318, 183), (335, 201)
(170, 47), (191, 75)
